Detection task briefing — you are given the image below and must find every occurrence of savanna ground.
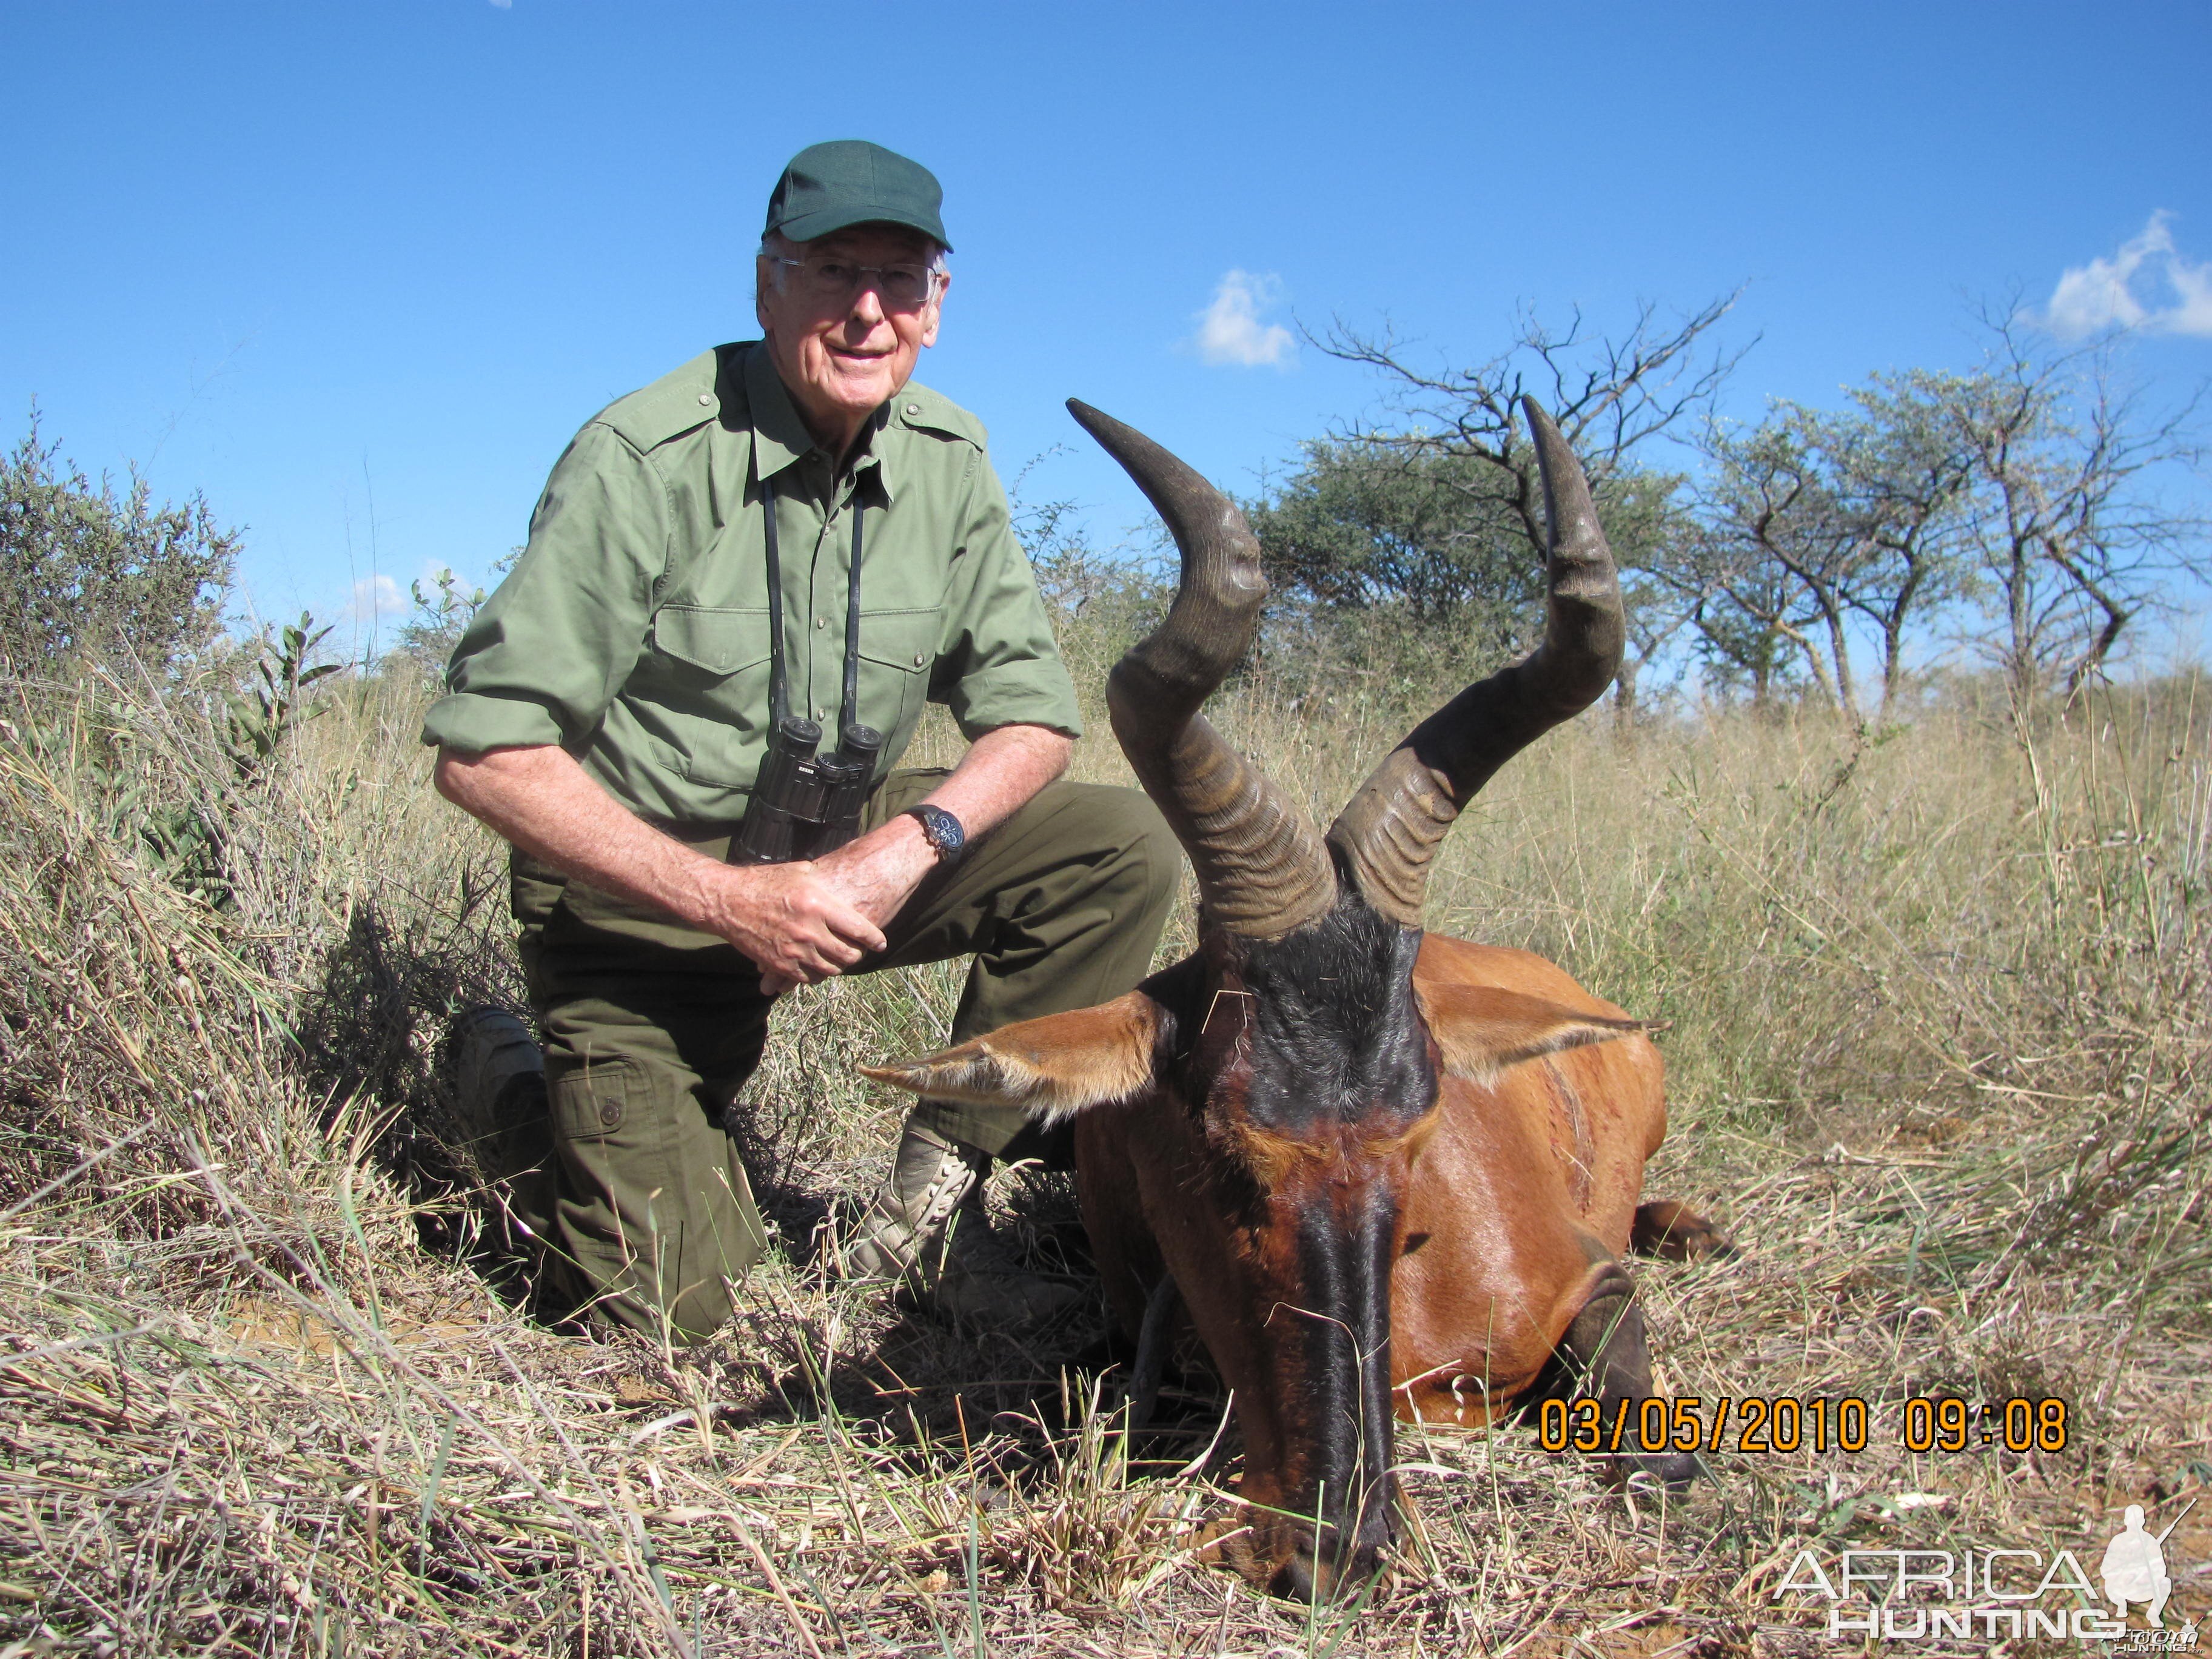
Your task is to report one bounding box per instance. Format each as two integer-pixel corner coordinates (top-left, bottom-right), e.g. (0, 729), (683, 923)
(0, 611), (2206, 1658)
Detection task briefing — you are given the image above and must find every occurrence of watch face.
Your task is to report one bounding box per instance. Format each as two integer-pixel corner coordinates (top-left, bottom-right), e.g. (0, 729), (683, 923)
(914, 805), (964, 856)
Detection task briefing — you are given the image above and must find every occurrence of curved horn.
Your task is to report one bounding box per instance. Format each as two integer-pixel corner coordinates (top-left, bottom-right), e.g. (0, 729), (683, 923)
(1070, 400), (1335, 940)
(1325, 397), (1624, 928)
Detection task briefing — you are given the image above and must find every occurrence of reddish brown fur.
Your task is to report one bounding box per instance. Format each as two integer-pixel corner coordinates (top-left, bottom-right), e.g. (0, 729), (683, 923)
(1386, 935), (1667, 1424)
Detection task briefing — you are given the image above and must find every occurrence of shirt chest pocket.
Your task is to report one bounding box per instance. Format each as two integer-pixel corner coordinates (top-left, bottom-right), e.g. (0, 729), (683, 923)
(855, 606), (943, 749)
(651, 605), (774, 680)
(646, 606), (775, 788)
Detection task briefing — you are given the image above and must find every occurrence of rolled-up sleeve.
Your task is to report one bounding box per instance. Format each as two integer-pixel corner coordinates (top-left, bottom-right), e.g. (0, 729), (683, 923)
(933, 451), (1083, 741)
(421, 423), (666, 755)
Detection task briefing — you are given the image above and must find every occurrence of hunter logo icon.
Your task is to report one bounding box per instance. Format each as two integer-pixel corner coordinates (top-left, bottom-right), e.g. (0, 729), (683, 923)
(2103, 1503), (2187, 1629)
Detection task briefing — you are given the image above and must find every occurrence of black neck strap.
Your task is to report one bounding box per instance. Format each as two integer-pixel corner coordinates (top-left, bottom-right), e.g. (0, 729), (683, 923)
(760, 477), (865, 736)
(843, 502), (863, 732)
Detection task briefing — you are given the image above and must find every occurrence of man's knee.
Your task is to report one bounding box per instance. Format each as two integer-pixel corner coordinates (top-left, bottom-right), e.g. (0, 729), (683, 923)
(555, 1257), (737, 1347)
(552, 1199), (753, 1346)
(1081, 783), (1179, 918)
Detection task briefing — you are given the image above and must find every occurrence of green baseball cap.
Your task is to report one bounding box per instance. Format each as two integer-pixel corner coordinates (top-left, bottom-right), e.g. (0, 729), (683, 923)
(763, 140), (951, 251)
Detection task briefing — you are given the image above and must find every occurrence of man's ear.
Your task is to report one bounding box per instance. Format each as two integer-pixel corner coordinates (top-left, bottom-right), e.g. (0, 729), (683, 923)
(1414, 983), (1646, 1087)
(857, 991), (1162, 1126)
(920, 269), (947, 347)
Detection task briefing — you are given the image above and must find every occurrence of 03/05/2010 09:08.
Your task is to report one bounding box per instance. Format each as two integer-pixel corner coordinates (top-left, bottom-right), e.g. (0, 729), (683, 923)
(1538, 1395), (2071, 1456)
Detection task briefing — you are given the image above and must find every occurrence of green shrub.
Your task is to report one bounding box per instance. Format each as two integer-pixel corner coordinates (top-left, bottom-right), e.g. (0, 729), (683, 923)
(0, 412), (238, 675)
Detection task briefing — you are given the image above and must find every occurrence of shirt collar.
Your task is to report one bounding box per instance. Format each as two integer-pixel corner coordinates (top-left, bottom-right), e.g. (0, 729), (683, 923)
(743, 344), (897, 504)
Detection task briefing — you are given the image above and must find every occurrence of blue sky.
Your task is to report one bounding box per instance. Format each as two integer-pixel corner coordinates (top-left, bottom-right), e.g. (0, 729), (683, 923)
(4, 2), (2208, 660)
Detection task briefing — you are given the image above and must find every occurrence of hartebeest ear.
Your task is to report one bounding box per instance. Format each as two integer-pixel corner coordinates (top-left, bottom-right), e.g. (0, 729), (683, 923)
(1413, 983), (1645, 1086)
(857, 991), (1164, 1125)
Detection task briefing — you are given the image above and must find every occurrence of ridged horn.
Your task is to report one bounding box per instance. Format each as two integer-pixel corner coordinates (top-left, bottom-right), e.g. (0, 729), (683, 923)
(1070, 400), (1335, 940)
(1325, 397), (1624, 928)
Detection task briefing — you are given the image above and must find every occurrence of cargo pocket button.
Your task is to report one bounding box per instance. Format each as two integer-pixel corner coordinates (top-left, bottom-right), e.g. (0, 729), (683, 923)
(599, 1099), (622, 1127)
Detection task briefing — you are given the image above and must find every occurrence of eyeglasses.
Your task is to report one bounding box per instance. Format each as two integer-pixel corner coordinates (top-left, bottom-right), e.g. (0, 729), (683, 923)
(771, 256), (942, 311)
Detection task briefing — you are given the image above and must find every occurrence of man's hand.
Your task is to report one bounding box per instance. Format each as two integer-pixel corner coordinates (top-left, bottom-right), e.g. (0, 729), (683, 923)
(703, 859), (887, 995)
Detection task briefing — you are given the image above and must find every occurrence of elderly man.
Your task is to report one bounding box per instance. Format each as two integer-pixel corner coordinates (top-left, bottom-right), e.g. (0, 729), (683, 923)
(425, 141), (1175, 1343)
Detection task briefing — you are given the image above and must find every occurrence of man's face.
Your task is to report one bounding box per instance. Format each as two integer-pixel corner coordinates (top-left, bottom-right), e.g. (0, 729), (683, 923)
(756, 224), (946, 447)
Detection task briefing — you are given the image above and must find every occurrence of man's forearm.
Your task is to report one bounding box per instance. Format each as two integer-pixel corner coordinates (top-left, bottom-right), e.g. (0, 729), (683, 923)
(811, 724), (1072, 923)
(925, 722), (1073, 836)
(435, 743), (731, 927)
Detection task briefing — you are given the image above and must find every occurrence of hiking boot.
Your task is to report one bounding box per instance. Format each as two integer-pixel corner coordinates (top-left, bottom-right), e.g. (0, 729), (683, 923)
(840, 1119), (981, 1280)
(451, 1005), (552, 1241)
(840, 1119), (1081, 1326)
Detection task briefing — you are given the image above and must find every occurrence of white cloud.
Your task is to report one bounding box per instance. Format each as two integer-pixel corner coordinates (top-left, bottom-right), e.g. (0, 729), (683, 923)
(488, 0), (512, 9)
(2042, 212), (2212, 338)
(1192, 270), (1296, 368)
(350, 572), (407, 623)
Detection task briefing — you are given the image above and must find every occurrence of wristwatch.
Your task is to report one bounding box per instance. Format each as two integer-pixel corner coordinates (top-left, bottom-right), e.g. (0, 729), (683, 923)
(901, 803), (968, 869)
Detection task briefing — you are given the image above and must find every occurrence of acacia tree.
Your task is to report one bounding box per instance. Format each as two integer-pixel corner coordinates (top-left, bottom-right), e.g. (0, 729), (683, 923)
(1246, 440), (1549, 658)
(1598, 468), (1700, 726)
(1828, 374), (1980, 709)
(1700, 411), (1867, 719)
(1250, 295), (1747, 717)
(1944, 318), (2206, 703)
(1698, 375), (1978, 722)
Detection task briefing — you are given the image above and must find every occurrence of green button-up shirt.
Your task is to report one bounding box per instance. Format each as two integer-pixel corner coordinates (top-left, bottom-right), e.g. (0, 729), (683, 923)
(421, 342), (1082, 823)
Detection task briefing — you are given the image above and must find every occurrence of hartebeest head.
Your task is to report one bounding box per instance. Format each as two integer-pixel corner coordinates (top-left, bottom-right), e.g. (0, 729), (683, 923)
(865, 397), (1630, 1599)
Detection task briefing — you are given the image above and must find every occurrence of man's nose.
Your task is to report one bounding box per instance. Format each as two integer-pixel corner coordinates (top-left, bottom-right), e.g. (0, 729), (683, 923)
(846, 283), (890, 328)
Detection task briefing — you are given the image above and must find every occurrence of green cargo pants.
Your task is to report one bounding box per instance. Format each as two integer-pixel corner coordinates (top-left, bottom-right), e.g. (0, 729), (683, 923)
(504, 770), (1177, 1343)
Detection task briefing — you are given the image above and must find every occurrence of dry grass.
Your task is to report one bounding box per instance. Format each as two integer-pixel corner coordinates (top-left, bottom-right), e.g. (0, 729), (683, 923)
(0, 637), (2205, 1657)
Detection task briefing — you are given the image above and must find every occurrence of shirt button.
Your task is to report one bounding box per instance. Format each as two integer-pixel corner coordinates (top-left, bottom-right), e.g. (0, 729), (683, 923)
(697, 392), (714, 406)
(905, 403), (920, 415)
(913, 652), (927, 666)
(816, 617), (826, 630)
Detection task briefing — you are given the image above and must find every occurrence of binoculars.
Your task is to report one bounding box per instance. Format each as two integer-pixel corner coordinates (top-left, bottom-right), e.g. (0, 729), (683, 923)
(734, 714), (884, 865)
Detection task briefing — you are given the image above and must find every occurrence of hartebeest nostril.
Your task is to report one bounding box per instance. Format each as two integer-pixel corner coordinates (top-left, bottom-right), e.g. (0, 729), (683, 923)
(1272, 1528), (1387, 1605)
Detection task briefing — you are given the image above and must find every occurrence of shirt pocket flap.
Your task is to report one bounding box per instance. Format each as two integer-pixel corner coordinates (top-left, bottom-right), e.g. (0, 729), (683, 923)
(856, 606), (944, 674)
(652, 605), (772, 677)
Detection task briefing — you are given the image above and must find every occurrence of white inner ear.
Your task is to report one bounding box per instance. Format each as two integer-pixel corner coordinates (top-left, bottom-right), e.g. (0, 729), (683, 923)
(1416, 984), (1644, 1090)
(1430, 1017), (1640, 1088)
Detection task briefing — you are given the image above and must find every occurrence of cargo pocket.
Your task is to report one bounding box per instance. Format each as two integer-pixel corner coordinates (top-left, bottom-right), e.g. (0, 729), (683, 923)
(856, 606), (943, 756)
(550, 1055), (645, 1145)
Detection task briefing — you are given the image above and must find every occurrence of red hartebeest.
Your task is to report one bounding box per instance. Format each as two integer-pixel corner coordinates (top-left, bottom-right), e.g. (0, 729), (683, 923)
(864, 399), (1721, 1600)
